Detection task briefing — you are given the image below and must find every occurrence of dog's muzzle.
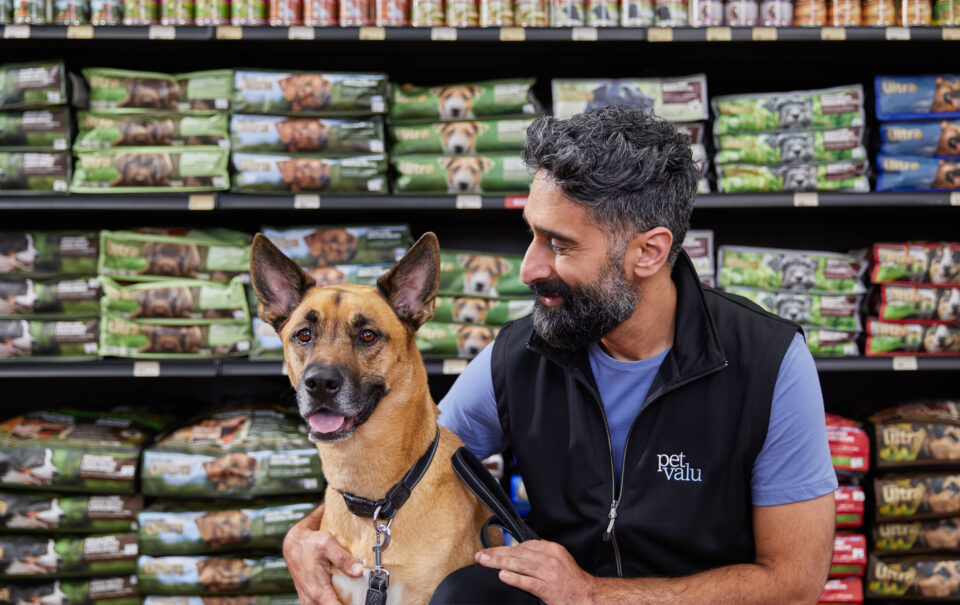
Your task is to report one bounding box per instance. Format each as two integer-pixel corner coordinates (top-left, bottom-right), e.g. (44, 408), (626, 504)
(298, 363), (386, 442)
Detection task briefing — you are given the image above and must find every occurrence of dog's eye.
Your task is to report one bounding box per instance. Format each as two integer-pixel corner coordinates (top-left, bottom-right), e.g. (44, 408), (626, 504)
(359, 329), (378, 344)
(296, 328), (312, 344)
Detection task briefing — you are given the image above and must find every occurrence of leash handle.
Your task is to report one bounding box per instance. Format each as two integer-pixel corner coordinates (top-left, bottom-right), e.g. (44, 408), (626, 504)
(365, 571), (389, 605)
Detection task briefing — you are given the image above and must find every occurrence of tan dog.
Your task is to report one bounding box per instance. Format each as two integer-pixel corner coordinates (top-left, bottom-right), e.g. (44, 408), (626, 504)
(936, 121), (960, 156)
(307, 267), (348, 287)
(430, 86), (483, 120)
(250, 232), (491, 605)
(926, 476), (960, 515)
(457, 253), (512, 297)
(456, 325), (495, 357)
(932, 160), (960, 190)
(918, 561), (960, 598)
(132, 287), (195, 318)
(303, 228), (357, 265)
(932, 77), (960, 114)
(924, 519), (960, 550)
(195, 510), (252, 549)
(196, 558), (251, 592)
(436, 122), (488, 154)
(452, 296), (494, 324)
(139, 325), (203, 355)
(277, 159), (331, 193)
(939, 288), (960, 321)
(279, 75), (333, 112)
(439, 156), (493, 194)
(924, 324), (960, 353)
(927, 426), (960, 461)
(275, 119), (330, 153)
(141, 242), (202, 278)
(203, 453), (259, 491)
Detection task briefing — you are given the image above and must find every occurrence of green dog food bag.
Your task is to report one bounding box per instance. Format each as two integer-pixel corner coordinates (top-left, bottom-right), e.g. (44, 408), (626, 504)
(233, 71), (387, 116)
(83, 68), (231, 113)
(714, 128), (866, 164)
(723, 286), (862, 331)
(877, 283), (960, 322)
(389, 78), (538, 123)
(0, 575), (140, 605)
(552, 75), (708, 122)
(871, 242), (960, 285)
(0, 62), (67, 110)
(392, 153), (533, 195)
(432, 296), (534, 326)
(712, 85), (865, 134)
(0, 151), (70, 194)
(0, 231), (98, 277)
(716, 161), (869, 193)
(0, 319), (99, 360)
(72, 146), (229, 194)
(389, 117), (536, 155)
(438, 250), (528, 298)
(717, 246), (867, 294)
(0, 109), (71, 150)
(98, 229), (252, 283)
(100, 276), (249, 322)
(0, 492), (142, 533)
(144, 596), (299, 605)
(803, 327), (860, 357)
(416, 321), (500, 358)
(137, 555), (293, 595)
(0, 534), (138, 580)
(261, 225), (409, 268)
(176, 70), (232, 112)
(232, 153), (386, 194)
(230, 115), (384, 155)
(866, 318), (960, 356)
(99, 314), (251, 359)
(141, 405), (323, 499)
(0, 276), (100, 317)
(76, 112), (229, 149)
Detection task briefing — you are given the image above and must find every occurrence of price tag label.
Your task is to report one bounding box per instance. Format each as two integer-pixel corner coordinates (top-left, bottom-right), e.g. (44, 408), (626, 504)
(293, 194), (321, 209)
(288, 26), (315, 40)
(67, 25), (94, 39)
(216, 25), (243, 39)
(706, 26), (732, 41)
(499, 27), (526, 41)
(892, 356), (919, 371)
(885, 26), (910, 40)
(572, 26), (598, 41)
(944, 27), (960, 40)
(793, 192), (819, 207)
(442, 359), (468, 375)
(188, 194), (215, 211)
(951, 192), (960, 206)
(359, 26), (386, 40)
(431, 26), (457, 41)
(504, 196), (527, 209)
(820, 26), (846, 40)
(455, 195), (483, 210)
(133, 361), (161, 377)
(148, 25), (176, 39)
(752, 26), (777, 41)
(3, 25), (30, 38)
(648, 27), (673, 42)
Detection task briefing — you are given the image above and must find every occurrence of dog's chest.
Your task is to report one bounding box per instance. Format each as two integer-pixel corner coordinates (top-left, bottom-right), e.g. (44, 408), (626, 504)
(332, 570), (406, 605)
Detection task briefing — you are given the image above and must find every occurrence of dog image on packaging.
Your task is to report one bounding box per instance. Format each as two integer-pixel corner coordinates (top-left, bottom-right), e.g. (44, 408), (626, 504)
(876, 75), (960, 120)
(877, 154), (960, 191)
(0, 232), (98, 277)
(0, 493), (142, 533)
(389, 79), (537, 123)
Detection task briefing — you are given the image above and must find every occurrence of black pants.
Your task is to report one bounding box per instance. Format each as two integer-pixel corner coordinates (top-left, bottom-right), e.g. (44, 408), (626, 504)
(429, 563), (543, 605)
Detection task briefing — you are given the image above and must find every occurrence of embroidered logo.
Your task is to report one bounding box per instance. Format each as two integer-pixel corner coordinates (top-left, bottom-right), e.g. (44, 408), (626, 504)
(657, 452), (702, 482)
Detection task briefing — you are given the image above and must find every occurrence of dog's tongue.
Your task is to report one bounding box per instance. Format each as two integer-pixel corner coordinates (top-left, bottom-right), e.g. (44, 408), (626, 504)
(309, 412), (345, 434)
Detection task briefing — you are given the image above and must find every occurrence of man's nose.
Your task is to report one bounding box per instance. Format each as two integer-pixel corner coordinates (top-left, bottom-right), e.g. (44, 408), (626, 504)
(520, 240), (552, 286)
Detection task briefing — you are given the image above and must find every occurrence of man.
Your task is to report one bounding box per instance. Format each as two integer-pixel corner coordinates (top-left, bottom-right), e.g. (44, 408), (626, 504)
(283, 106), (837, 604)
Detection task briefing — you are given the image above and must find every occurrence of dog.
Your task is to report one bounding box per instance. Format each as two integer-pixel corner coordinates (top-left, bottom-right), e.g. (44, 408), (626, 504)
(119, 78), (182, 109)
(0, 449), (57, 486)
(174, 416), (249, 445)
(306, 267), (348, 287)
(139, 325), (203, 354)
(457, 253), (512, 297)
(926, 475), (960, 514)
(277, 159), (331, 193)
(932, 76), (960, 114)
(924, 324), (960, 353)
(456, 325), (495, 357)
(766, 97), (814, 129)
(6, 582), (68, 605)
(196, 558), (251, 592)
(0, 539), (61, 576)
(924, 519), (960, 549)
(303, 229), (357, 266)
(203, 453), (259, 491)
(118, 119), (176, 146)
(918, 561), (960, 598)
(1, 495), (65, 529)
(132, 287), (195, 319)
(275, 119), (329, 153)
(765, 293), (813, 324)
(932, 160), (960, 190)
(437, 122), (487, 154)
(250, 231), (492, 605)
(278, 75), (332, 112)
(0, 319), (35, 359)
(451, 297), (493, 324)
(927, 425), (960, 461)
(0, 279), (37, 314)
(938, 288), (960, 321)
(439, 156), (493, 194)
(0, 234), (38, 273)
(430, 85), (483, 120)
(111, 153), (175, 188)
(780, 165), (818, 191)
(586, 82), (655, 114)
(929, 247), (960, 284)
(141, 242), (202, 278)
(767, 253), (818, 291)
(936, 121), (960, 156)
(778, 133), (816, 163)
(195, 510), (252, 549)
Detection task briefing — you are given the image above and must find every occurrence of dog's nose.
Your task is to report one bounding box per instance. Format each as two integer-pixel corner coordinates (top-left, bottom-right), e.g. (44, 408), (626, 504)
(303, 365), (343, 395)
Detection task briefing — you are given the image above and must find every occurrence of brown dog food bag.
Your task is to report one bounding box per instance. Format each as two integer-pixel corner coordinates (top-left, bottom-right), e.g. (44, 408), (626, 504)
(233, 70), (387, 116)
(873, 402), (960, 468)
(875, 474), (960, 522)
(875, 518), (960, 555)
(868, 555), (960, 600)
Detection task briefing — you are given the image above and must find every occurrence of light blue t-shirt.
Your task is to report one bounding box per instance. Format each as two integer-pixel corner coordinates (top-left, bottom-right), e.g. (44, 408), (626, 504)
(438, 332), (838, 507)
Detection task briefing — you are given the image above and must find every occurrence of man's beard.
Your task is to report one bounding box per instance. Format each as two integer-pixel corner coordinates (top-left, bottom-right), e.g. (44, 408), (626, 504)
(530, 257), (639, 350)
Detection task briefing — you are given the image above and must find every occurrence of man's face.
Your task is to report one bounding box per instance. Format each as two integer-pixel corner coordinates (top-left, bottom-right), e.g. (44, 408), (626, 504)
(520, 172), (639, 350)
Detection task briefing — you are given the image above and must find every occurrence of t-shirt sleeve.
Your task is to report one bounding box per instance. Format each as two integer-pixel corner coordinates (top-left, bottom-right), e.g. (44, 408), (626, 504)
(751, 332), (839, 507)
(437, 342), (507, 459)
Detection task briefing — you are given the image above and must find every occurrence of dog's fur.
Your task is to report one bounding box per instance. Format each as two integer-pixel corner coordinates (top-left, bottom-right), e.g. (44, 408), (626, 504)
(250, 232), (490, 605)
(926, 426), (960, 462)
(778, 133), (815, 163)
(0, 234), (38, 273)
(195, 510), (252, 549)
(430, 86), (482, 120)
(277, 159), (331, 193)
(456, 325), (495, 357)
(926, 476), (960, 515)
(141, 242), (202, 278)
(139, 325), (203, 355)
(767, 253), (818, 291)
(0, 279), (37, 315)
(938, 288), (960, 321)
(451, 297), (493, 324)
(132, 287), (195, 319)
(306, 267), (348, 288)
(0, 320), (35, 359)
(918, 561), (960, 597)
(923, 519), (960, 550)
(119, 79), (182, 110)
(111, 153), (175, 188)
(436, 122), (487, 154)
(202, 453), (259, 491)
(929, 247), (960, 284)
(764, 293), (813, 324)
(924, 324), (960, 353)
(279, 75), (332, 112)
(932, 160), (960, 190)
(0, 539), (61, 575)
(932, 77), (960, 114)
(118, 119), (176, 146)
(303, 229), (357, 266)
(196, 558), (251, 592)
(275, 119), (330, 153)
(438, 156), (492, 194)
(0, 495), (65, 529)
(936, 121), (960, 156)
(586, 82), (655, 114)
(457, 254), (512, 297)
(6, 581), (68, 605)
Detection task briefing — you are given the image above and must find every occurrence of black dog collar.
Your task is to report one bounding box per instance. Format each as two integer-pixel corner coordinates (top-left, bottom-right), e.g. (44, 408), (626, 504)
(339, 427), (440, 521)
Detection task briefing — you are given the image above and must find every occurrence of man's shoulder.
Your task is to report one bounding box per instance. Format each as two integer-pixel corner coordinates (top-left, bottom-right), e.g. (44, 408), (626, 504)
(493, 315), (535, 354)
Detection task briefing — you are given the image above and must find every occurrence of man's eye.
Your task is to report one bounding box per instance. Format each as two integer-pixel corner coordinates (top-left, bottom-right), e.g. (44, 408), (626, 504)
(359, 329), (378, 344)
(549, 240), (567, 253)
(296, 328), (312, 343)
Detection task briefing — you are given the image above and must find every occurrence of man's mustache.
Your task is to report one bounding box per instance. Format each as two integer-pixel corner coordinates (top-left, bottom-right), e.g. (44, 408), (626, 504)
(530, 278), (578, 300)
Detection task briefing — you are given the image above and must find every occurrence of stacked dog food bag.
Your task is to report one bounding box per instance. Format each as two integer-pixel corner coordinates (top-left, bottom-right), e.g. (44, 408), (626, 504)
(552, 75), (711, 192)
(249, 225), (410, 358)
(230, 70), (388, 195)
(865, 242), (960, 357)
(875, 75), (960, 193)
(867, 401), (960, 601)
(389, 79), (539, 196)
(97, 228), (253, 359)
(718, 246), (866, 356)
(72, 69), (232, 194)
(712, 85), (869, 193)
(138, 404), (320, 604)
(0, 230), (100, 361)
(682, 230), (715, 286)
(0, 61), (71, 195)
(0, 409), (170, 605)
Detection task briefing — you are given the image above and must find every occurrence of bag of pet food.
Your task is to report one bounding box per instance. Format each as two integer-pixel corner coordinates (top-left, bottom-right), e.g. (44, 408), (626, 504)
(712, 85), (865, 134)
(0, 277), (100, 317)
(675, 122), (705, 145)
(872, 402), (960, 468)
(261, 225), (408, 268)
(71, 147), (229, 193)
(140, 405), (323, 499)
(714, 128), (865, 164)
(0, 62), (67, 110)
(99, 277), (249, 322)
(866, 319), (960, 356)
(392, 153), (533, 194)
(552, 75), (708, 122)
(0, 151), (70, 194)
(0, 232), (98, 277)
(876, 284), (960, 323)
(877, 154), (960, 192)
(99, 315), (251, 359)
(0, 319), (99, 360)
(230, 115), (384, 155)
(138, 500), (314, 555)
(831, 535), (867, 578)
(431, 296), (533, 326)
(724, 286), (861, 331)
(0, 534), (138, 579)
(875, 474), (960, 522)
(231, 153), (386, 194)
(438, 250), (528, 298)
(881, 120), (960, 158)
(874, 518), (960, 554)
(718, 246), (867, 294)
(137, 555), (292, 595)
(143, 596), (299, 605)
(827, 413), (870, 477)
(0, 575), (140, 605)
(820, 578), (863, 604)
(876, 75), (960, 121)
(871, 243), (960, 285)
(98, 229), (252, 283)
(682, 230), (714, 282)
(0, 493), (141, 533)
(805, 327), (860, 356)
(0, 110), (71, 150)
(868, 555), (960, 599)
(835, 485), (865, 528)
(716, 161), (869, 193)
(389, 79), (538, 123)
(416, 321), (499, 358)
(232, 71), (387, 116)
(83, 68), (232, 113)
(389, 117), (535, 156)
(76, 113), (229, 149)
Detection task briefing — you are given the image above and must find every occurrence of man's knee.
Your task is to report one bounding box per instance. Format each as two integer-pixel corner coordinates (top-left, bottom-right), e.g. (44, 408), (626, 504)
(429, 563), (541, 605)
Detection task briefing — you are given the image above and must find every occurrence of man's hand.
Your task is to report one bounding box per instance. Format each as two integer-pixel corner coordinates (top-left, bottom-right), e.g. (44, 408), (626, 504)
(476, 540), (597, 605)
(283, 503), (364, 605)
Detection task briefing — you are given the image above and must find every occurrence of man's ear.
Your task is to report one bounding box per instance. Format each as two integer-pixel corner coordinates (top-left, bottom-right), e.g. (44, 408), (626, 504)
(624, 227), (674, 280)
(377, 232), (441, 330)
(250, 233), (313, 332)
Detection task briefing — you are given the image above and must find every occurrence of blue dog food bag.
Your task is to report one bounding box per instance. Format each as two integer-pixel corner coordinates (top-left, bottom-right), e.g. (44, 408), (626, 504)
(876, 75), (960, 121)
(880, 120), (960, 158)
(877, 154), (960, 191)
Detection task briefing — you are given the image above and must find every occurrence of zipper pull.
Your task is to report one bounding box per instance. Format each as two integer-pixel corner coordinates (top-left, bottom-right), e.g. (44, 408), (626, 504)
(602, 501), (618, 543)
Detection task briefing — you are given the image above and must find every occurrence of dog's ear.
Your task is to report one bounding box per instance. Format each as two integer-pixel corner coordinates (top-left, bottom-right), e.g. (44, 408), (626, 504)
(767, 254), (784, 273)
(250, 234), (313, 332)
(278, 77), (297, 102)
(437, 157), (455, 170)
(436, 123), (454, 135)
(473, 122), (489, 135)
(457, 253), (474, 269)
(477, 157), (494, 173)
(468, 86), (483, 99)
(275, 121), (294, 144)
(377, 232), (441, 330)
(495, 257), (511, 275)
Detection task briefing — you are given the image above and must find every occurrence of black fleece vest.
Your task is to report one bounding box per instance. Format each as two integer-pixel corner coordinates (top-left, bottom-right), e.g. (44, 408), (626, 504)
(491, 252), (800, 578)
